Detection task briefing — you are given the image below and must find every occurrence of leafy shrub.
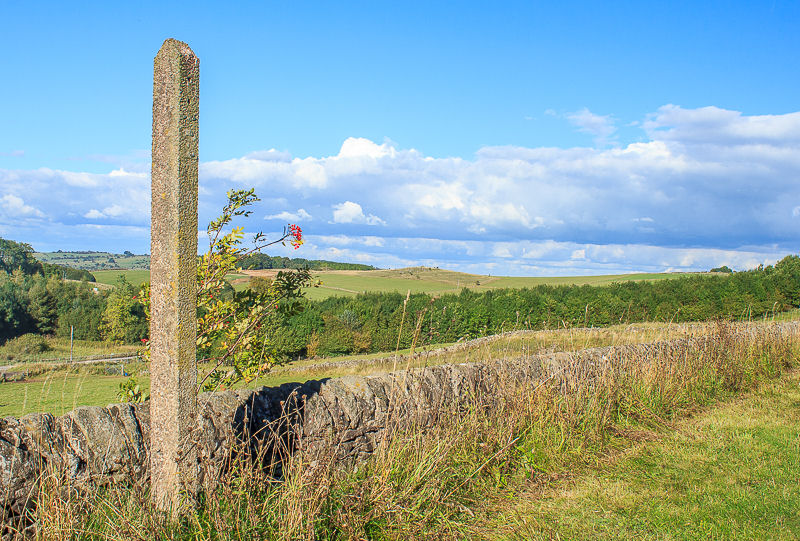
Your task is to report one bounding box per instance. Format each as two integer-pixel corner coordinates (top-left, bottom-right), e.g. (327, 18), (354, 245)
(3, 333), (51, 355)
(118, 376), (147, 403)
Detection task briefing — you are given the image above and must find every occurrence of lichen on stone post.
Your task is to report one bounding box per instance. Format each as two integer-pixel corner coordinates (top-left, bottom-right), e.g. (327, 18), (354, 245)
(150, 38), (199, 513)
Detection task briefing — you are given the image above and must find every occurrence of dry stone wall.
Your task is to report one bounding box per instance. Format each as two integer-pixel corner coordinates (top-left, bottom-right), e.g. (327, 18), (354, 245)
(2, 322), (797, 526)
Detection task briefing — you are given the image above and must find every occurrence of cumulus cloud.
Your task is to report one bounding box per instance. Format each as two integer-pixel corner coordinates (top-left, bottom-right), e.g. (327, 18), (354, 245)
(83, 204), (129, 220)
(338, 137), (396, 159)
(1, 194), (45, 218)
(290, 235), (787, 276)
(643, 105), (800, 146)
(566, 107), (617, 146)
(331, 201), (385, 225)
(244, 149), (292, 162)
(265, 208), (312, 221)
(2, 105), (799, 274)
(0, 166), (150, 227)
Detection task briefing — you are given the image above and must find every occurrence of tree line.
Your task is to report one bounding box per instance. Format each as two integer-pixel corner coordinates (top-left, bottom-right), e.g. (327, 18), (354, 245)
(1, 238), (95, 282)
(240, 252), (376, 271)
(273, 255), (800, 358)
(0, 238), (139, 345)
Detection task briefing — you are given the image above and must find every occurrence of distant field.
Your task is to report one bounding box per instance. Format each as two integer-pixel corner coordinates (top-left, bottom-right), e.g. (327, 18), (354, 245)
(83, 265), (710, 300)
(244, 266), (711, 300)
(93, 269), (151, 287)
(93, 270), (249, 290)
(35, 251), (150, 271)
(484, 272), (699, 288)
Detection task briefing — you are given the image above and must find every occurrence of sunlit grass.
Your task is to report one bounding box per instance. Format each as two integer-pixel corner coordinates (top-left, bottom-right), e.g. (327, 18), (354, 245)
(0, 336), (140, 364)
(92, 269), (151, 287)
(478, 370), (800, 540)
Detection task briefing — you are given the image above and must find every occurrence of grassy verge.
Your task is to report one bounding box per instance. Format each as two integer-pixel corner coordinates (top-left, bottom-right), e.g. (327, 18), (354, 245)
(478, 369), (800, 540)
(0, 367), (145, 418)
(15, 321), (797, 540)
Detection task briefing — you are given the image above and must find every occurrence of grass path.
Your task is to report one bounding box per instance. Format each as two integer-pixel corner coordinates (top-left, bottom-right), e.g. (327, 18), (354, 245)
(476, 370), (800, 540)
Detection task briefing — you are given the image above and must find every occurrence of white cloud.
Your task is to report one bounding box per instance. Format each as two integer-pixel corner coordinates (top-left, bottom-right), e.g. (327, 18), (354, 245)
(265, 208), (312, 221)
(338, 137), (396, 159)
(1, 194), (45, 217)
(2, 105), (799, 275)
(292, 235), (789, 276)
(59, 170), (101, 187)
(108, 168), (147, 178)
(643, 105), (800, 145)
(293, 159), (328, 188)
(331, 201), (385, 225)
(566, 107), (617, 146)
(101, 204), (126, 217)
(492, 244), (513, 258)
(244, 149), (292, 162)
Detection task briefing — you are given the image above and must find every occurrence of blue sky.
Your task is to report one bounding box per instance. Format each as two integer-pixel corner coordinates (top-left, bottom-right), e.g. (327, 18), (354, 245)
(1, 1), (799, 275)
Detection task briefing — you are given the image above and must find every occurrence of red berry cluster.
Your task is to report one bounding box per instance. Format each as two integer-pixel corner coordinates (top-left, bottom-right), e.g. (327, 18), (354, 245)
(289, 224), (303, 249)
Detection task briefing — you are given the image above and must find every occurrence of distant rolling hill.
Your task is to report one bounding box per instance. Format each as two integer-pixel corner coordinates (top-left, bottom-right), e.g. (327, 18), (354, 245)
(39, 251), (708, 299)
(242, 266), (710, 301)
(34, 251), (376, 273)
(35, 251), (150, 271)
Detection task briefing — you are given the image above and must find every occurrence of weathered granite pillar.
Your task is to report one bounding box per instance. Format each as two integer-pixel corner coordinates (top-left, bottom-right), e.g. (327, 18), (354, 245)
(150, 38), (199, 512)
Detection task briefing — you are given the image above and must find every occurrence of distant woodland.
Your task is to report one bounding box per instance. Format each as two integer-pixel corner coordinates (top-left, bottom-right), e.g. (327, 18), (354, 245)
(240, 252), (376, 271)
(35, 249), (376, 272)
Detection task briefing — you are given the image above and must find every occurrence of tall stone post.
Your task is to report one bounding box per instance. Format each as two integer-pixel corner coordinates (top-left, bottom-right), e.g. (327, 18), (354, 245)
(150, 38), (199, 513)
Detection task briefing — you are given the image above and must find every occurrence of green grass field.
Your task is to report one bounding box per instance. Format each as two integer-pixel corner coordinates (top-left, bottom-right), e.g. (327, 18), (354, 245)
(5, 316), (797, 418)
(0, 337), (140, 363)
(259, 266), (711, 300)
(0, 369), (142, 418)
(479, 370), (800, 539)
(92, 269), (151, 287)
(86, 266), (706, 301)
(35, 251), (150, 271)
(93, 270), (250, 290)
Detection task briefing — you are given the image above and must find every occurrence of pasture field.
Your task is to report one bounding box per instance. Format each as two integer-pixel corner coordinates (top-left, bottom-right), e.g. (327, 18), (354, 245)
(0, 337), (140, 363)
(93, 269), (250, 290)
(92, 269), (151, 287)
(85, 266), (708, 300)
(476, 370), (800, 539)
(0, 368), (144, 418)
(35, 251), (150, 271)
(244, 266), (711, 300)
(0, 322), (674, 417)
